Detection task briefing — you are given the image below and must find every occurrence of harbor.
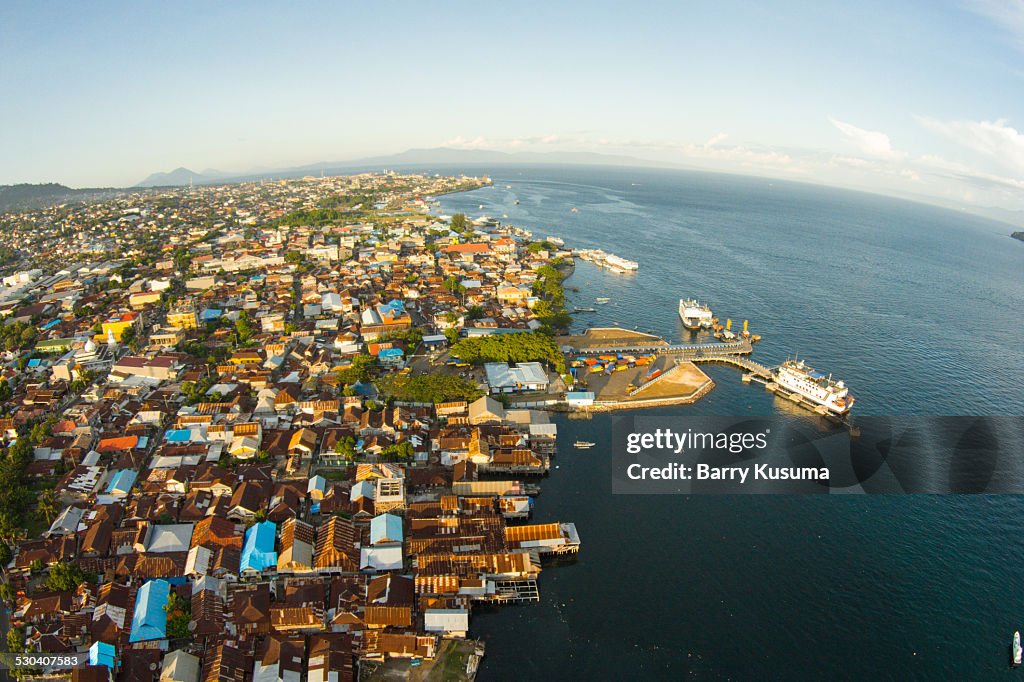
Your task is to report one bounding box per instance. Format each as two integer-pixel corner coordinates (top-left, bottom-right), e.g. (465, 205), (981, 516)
(437, 165), (1024, 681)
(559, 315), (856, 420)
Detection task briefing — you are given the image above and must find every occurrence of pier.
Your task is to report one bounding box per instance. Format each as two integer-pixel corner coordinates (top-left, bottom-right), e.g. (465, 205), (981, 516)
(570, 338), (754, 357)
(564, 326), (755, 356)
(688, 354), (774, 380)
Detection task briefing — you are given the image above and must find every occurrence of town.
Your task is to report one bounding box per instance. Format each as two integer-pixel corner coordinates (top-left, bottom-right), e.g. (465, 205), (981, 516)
(0, 173), (583, 682)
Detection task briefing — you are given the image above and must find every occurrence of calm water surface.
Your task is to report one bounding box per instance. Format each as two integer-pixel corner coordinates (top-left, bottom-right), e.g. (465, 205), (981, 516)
(434, 165), (1024, 680)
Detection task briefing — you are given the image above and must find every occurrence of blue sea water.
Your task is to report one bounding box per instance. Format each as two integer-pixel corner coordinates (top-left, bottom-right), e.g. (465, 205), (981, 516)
(434, 165), (1024, 680)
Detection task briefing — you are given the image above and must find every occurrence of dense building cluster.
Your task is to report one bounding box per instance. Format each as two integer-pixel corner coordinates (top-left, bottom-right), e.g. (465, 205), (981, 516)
(0, 173), (580, 681)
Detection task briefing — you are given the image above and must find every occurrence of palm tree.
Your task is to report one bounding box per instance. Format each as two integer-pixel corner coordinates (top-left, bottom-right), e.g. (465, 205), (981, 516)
(37, 490), (57, 525)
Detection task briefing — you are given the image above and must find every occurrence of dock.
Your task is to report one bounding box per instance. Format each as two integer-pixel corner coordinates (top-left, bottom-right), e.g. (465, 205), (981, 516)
(689, 354), (774, 380)
(491, 579), (540, 604)
(564, 328), (752, 357)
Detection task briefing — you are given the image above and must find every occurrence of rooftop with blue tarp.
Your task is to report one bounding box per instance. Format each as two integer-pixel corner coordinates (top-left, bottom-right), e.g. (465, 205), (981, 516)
(106, 469), (138, 495)
(379, 299), (406, 316)
(240, 520), (277, 573)
(88, 641), (116, 669)
(370, 513), (403, 545)
(200, 308), (223, 321)
(129, 579), (169, 642)
(165, 428), (192, 443)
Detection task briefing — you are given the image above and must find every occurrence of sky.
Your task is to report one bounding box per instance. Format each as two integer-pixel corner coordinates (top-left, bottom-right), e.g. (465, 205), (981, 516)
(1, 0), (1023, 212)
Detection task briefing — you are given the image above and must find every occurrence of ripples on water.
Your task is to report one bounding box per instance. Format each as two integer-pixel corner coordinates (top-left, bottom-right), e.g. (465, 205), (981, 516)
(436, 165), (1024, 680)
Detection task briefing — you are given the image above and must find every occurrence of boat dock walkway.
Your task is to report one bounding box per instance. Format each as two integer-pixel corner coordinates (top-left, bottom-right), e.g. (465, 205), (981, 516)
(688, 354), (775, 380)
(569, 339), (754, 357)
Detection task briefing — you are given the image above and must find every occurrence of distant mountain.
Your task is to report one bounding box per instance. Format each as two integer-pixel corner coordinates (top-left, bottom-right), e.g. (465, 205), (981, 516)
(0, 183), (117, 212)
(136, 148), (677, 187)
(135, 167), (219, 187)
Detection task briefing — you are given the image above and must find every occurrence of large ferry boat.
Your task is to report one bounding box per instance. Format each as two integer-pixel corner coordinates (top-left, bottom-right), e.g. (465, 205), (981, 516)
(605, 254), (639, 271)
(678, 299), (714, 330)
(775, 359), (855, 414)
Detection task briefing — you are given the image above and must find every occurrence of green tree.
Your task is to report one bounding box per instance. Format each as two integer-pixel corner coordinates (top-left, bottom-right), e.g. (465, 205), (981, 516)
(165, 590), (192, 638)
(36, 490), (57, 525)
(335, 354), (375, 386)
(333, 436), (357, 462)
(44, 562), (95, 592)
(449, 213), (468, 233)
(235, 310), (254, 344)
(0, 512), (20, 547)
(442, 277), (466, 302)
(6, 627), (25, 654)
(378, 373), (482, 404)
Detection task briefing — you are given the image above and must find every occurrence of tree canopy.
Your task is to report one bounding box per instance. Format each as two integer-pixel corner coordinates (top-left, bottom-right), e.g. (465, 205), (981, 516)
(379, 373), (482, 404)
(450, 332), (566, 374)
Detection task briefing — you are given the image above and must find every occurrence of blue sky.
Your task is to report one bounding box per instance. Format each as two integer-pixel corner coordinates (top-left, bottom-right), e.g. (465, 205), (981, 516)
(2, 1), (1023, 210)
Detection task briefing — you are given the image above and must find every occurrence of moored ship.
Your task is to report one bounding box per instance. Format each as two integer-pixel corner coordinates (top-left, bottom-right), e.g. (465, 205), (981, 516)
(605, 254), (639, 271)
(678, 298), (714, 330)
(774, 359), (855, 414)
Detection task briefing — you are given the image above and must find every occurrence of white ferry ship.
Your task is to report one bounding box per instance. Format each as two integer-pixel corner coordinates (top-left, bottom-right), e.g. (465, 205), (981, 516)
(575, 249), (639, 272)
(775, 359), (855, 414)
(545, 236), (565, 246)
(605, 254), (639, 271)
(678, 298), (714, 330)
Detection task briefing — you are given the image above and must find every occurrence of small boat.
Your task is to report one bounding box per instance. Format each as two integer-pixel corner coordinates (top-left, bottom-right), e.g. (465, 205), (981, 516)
(595, 297), (610, 304)
(573, 307), (596, 313)
(571, 207), (578, 213)
(1014, 631), (1022, 666)
(514, 199), (520, 204)
(574, 441), (596, 448)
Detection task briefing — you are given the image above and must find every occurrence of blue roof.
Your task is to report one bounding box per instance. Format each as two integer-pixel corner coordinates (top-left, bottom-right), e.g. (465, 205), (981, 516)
(379, 299), (406, 316)
(370, 513), (403, 545)
(26, 358), (42, 367)
(165, 428), (192, 443)
(350, 480), (374, 501)
(200, 308), (223, 321)
(240, 520), (277, 573)
(41, 319), (60, 330)
(129, 579), (169, 642)
(106, 469), (138, 494)
(88, 641), (116, 669)
(379, 348), (404, 358)
(566, 391), (596, 400)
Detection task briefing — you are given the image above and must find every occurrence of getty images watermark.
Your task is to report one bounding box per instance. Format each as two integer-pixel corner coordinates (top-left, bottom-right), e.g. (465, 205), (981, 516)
(612, 416), (1024, 494)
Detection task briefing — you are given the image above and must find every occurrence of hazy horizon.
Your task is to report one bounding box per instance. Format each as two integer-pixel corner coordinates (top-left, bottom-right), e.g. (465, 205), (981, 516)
(2, 1), (1023, 212)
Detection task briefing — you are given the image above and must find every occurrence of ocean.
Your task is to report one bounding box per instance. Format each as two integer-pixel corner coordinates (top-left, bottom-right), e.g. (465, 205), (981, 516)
(433, 165), (1024, 680)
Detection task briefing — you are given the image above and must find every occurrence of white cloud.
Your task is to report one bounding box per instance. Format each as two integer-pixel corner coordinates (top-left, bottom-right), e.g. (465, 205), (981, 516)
(443, 133), (565, 150)
(829, 117), (902, 159)
(703, 132), (729, 148)
(917, 117), (1024, 173)
(441, 135), (496, 150)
